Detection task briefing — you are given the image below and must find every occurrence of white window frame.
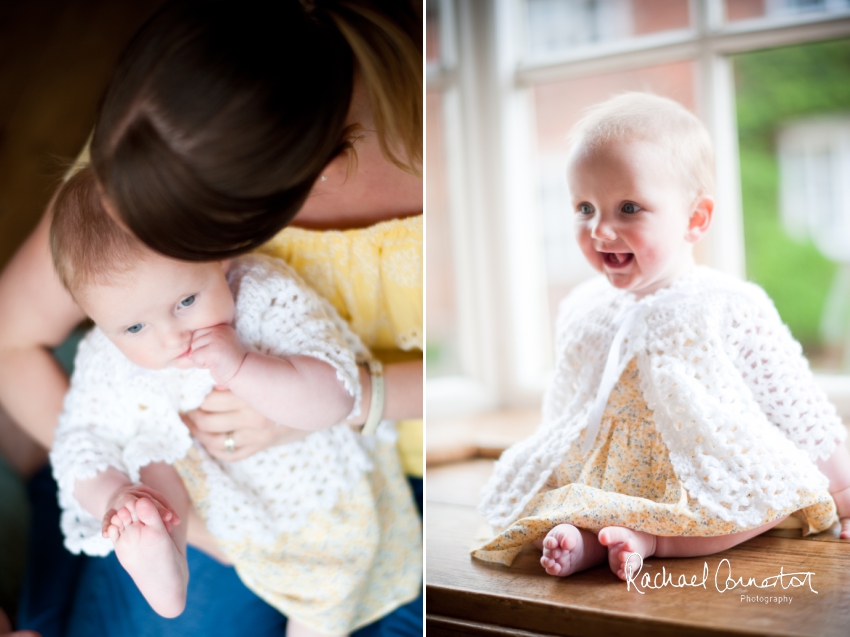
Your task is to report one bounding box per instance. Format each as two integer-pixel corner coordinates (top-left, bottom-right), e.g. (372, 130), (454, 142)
(426, 0), (850, 418)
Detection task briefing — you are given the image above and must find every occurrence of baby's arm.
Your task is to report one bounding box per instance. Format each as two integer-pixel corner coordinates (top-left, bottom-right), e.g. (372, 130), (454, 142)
(817, 444), (850, 538)
(190, 325), (353, 431)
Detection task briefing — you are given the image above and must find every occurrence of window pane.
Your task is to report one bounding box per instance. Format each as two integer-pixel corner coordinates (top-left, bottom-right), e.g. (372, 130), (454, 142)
(725, 0), (850, 23)
(524, 0), (690, 59)
(426, 0), (440, 65)
(733, 38), (850, 370)
(532, 62), (697, 331)
(425, 90), (460, 377)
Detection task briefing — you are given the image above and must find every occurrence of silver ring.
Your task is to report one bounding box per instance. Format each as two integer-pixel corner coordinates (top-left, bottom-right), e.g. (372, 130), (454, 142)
(224, 432), (236, 453)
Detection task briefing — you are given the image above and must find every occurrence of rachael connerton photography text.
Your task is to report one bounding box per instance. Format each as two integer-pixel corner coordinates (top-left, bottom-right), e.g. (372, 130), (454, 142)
(624, 554), (818, 597)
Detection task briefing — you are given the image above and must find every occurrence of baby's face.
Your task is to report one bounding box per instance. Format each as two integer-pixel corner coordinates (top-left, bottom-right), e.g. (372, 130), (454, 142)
(568, 138), (703, 298)
(80, 256), (235, 370)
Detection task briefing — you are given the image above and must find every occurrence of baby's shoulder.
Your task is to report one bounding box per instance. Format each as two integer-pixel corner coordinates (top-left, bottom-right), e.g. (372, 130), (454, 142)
(555, 276), (616, 323)
(228, 253), (304, 295)
(684, 268), (778, 322)
(72, 327), (136, 380)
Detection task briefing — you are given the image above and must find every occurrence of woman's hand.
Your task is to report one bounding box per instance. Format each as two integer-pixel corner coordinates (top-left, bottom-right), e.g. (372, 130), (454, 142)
(182, 388), (311, 461)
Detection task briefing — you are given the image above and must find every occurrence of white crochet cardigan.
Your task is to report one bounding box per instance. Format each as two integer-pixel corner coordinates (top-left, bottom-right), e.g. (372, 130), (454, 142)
(51, 254), (376, 556)
(479, 267), (846, 531)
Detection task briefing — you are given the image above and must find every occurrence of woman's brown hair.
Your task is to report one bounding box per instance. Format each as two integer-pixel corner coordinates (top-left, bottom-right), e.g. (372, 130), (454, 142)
(91, 0), (422, 261)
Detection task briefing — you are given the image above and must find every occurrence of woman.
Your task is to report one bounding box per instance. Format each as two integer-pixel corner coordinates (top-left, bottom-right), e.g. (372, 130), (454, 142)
(0, 1), (423, 634)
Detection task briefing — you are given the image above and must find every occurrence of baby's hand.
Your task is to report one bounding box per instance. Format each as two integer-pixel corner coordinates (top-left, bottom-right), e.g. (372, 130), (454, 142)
(190, 325), (248, 385)
(102, 484), (180, 540)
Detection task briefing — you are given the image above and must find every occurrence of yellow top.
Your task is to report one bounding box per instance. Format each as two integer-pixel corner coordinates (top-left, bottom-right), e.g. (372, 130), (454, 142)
(258, 215), (423, 476)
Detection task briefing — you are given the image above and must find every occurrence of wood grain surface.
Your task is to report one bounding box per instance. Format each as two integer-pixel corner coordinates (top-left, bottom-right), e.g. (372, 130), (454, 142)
(427, 464), (850, 637)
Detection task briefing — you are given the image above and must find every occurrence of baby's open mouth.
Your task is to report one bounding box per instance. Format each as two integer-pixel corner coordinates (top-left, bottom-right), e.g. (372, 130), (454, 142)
(602, 252), (634, 268)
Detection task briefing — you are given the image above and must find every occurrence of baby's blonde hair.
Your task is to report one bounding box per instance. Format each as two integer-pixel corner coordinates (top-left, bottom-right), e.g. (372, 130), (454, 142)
(49, 167), (147, 300)
(569, 92), (715, 198)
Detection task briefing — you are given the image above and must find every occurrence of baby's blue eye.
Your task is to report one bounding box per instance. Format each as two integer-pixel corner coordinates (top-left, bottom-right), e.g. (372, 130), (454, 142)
(180, 295), (196, 308)
(126, 324), (143, 334)
(579, 203), (594, 215)
(622, 202), (641, 214)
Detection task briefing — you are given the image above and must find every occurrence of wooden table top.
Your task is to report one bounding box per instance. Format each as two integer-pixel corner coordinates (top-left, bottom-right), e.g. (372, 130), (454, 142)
(426, 462), (850, 637)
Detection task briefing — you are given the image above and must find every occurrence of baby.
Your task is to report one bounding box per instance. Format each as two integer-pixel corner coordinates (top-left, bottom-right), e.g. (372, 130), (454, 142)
(48, 168), (421, 635)
(474, 93), (850, 581)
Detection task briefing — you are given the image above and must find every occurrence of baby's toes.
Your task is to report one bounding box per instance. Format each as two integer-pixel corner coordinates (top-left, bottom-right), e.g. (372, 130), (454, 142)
(135, 497), (167, 531)
(116, 507), (134, 526)
(617, 543), (637, 562)
(543, 546), (562, 561)
(540, 556), (561, 576)
(543, 535), (559, 550)
(559, 531), (578, 551)
(111, 512), (126, 530)
(618, 548), (639, 571)
(621, 536), (639, 553)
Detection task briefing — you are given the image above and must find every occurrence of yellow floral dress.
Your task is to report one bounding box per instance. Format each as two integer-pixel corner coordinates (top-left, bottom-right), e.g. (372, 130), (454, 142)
(472, 358), (836, 566)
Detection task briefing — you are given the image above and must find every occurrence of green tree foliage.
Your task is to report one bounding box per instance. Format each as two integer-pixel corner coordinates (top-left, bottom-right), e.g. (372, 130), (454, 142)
(734, 38), (850, 349)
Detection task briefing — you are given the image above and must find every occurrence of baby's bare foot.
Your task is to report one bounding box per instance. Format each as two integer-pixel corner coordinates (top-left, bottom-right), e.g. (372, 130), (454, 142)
(109, 497), (188, 617)
(598, 526), (657, 581)
(533, 524), (606, 577)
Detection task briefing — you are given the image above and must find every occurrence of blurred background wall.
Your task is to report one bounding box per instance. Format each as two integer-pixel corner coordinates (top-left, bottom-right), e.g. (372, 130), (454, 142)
(0, 0), (166, 269)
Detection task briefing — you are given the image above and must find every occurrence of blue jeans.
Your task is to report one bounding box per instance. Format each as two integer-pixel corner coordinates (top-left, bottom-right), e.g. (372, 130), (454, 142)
(19, 465), (422, 637)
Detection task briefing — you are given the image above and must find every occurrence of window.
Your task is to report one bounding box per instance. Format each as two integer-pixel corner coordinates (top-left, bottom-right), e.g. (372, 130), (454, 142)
(734, 39), (850, 371)
(426, 0), (850, 417)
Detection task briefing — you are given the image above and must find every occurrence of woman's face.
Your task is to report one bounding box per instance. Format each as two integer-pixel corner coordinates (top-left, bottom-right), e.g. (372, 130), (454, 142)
(294, 74), (422, 229)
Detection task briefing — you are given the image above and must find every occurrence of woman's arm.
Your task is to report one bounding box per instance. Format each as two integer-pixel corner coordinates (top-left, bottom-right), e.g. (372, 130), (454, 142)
(347, 360), (423, 426)
(184, 359), (423, 460)
(0, 212), (85, 448)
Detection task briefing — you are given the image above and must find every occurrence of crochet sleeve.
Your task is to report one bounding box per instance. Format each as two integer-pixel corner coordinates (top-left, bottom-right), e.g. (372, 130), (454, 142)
(50, 330), (192, 556)
(722, 284), (846, 461)
(229, 255), (366, 420)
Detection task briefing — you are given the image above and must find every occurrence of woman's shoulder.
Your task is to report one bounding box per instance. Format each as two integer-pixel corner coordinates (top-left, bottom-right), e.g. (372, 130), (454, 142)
(265, 214), (421, 251)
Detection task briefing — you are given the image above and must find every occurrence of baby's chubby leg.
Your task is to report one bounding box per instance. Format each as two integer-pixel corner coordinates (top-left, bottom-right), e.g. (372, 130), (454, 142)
(599, 517), (787, 581)
(533, 524), (607, 577)
(107, 462), (191, 617)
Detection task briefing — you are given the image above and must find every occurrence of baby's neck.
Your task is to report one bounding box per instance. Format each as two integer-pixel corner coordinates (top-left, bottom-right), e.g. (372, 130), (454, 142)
(629, 255), (696, 300)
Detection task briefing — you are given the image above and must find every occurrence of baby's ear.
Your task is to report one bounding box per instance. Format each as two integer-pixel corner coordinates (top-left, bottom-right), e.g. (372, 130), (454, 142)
(685, 195), (714, 243)
(220, 259), (231, 274)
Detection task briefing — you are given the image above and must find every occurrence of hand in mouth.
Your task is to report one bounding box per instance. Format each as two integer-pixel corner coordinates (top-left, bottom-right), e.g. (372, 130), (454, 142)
(602, 252), (634, 269)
